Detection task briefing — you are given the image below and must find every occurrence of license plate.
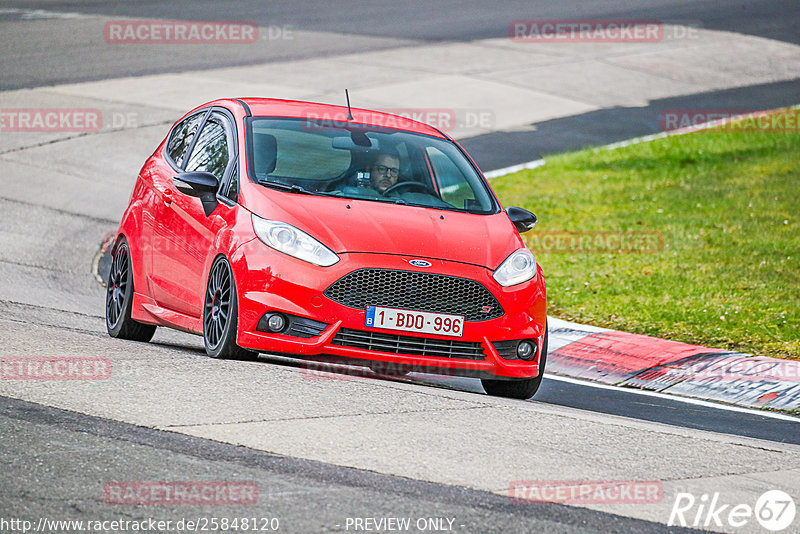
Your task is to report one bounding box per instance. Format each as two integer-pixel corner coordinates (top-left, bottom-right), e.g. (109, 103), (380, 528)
(365, 306), (464, 337)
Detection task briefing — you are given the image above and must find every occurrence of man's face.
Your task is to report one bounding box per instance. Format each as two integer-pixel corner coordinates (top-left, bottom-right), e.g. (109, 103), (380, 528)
(370, 154), (400, 193)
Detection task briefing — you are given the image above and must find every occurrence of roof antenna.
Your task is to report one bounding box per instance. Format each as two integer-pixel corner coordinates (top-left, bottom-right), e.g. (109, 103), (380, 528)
(345, 89), (354, 120)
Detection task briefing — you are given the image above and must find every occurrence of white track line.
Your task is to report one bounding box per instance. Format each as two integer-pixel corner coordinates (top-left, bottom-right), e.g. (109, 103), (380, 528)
(484, 158), (545, 179)
(544, 374), (799, 422)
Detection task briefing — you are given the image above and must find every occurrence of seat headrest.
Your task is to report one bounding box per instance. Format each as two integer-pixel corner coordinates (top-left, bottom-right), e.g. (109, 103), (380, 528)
(253, 133), (277, 175)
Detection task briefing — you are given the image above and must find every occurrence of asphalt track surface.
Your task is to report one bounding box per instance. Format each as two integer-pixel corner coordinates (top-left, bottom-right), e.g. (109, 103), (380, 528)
(2, 0), (799, 91)
(2, 396), (706, 534)
(1, 2), (799, 533)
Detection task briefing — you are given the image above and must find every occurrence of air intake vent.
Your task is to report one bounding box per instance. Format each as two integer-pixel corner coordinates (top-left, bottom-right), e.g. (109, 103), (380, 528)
(332, 328), (486, 360)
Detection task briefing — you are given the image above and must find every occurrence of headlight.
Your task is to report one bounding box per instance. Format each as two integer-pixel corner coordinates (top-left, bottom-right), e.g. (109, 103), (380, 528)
(493, 248), (537, 287)
(252, 215), (339, 267)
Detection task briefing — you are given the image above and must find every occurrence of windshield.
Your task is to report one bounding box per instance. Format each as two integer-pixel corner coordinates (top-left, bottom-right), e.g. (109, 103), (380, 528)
(246, 117), (498, 213)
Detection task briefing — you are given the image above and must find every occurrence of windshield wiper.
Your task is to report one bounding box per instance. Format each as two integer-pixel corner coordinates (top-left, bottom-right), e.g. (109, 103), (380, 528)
(257, 179), (312, 195)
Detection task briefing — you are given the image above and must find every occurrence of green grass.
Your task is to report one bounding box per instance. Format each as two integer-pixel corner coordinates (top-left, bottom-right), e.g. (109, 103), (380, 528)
(491, 110), (800, 360)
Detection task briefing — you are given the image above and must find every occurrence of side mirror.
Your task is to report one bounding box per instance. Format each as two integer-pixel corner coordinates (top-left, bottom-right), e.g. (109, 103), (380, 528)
(173, 172), (219, 216)
(505, 206), (537, 233)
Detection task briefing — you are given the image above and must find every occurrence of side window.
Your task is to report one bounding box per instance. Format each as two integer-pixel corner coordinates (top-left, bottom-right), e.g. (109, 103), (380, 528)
(166, 112), (205, 168)
(185, 115), (230, 183)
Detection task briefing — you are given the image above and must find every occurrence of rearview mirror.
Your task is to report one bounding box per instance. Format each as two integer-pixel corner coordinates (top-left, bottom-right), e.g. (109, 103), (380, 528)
(505, 206), (537, 233)
(332, 135), (378, 151)
(173, 172), (219, 216)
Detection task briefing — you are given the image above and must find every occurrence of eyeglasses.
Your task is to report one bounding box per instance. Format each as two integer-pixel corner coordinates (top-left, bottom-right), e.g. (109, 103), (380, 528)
(373, 165), (399, 177)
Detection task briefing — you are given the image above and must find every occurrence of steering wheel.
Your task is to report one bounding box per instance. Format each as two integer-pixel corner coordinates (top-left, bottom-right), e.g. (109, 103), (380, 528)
(383, 181), (437, 196)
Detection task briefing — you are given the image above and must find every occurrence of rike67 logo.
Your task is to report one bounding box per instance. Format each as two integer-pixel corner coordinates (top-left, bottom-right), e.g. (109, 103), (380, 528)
(669, 490), (796, 531)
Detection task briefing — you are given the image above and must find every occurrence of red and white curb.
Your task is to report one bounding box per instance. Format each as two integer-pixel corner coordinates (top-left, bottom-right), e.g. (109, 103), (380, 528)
(548, 317), (800, 413)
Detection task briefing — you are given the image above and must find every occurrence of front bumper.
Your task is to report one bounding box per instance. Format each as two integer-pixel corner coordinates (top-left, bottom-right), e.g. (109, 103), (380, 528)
(231, 240), (547, 379)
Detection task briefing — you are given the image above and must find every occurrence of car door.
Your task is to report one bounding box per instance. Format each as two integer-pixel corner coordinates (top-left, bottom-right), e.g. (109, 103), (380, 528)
(150, 110), (233, 318)
(143, 109), (207, 310)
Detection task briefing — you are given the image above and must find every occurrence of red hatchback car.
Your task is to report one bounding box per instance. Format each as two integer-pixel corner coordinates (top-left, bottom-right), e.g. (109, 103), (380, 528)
(106, 98), (547, 399)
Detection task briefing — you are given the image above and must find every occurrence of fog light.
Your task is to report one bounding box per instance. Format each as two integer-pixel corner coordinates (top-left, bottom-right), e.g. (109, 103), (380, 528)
(266, 313), (286, 333)
(517, 340), (536, 361)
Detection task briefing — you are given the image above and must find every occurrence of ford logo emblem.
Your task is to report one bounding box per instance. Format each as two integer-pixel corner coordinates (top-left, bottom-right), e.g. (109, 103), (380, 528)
(409, 259), (432, 268)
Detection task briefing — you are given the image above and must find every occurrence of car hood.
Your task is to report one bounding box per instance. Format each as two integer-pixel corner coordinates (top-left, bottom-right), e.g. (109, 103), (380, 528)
(244, 189), (522, 270)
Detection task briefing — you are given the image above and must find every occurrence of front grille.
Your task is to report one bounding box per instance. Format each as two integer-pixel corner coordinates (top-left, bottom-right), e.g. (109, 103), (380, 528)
(332, 328), (486, 360)
(324, 269), (503, 321)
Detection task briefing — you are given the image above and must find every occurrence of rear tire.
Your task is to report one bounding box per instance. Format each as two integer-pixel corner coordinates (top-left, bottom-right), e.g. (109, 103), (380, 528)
(105, 237), (156, 342)
(482, 325), (548, 400)
(203, 257), (257, 360)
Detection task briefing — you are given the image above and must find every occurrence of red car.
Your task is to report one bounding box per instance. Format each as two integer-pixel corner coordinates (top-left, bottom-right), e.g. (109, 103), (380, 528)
(105, 97), (547, 399)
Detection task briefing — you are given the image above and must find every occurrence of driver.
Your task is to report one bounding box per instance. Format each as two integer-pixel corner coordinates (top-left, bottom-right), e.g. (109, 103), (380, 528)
(368, 150), (401, 194)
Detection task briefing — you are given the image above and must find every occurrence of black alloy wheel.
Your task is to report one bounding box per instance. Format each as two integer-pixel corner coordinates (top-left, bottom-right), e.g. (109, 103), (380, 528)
(105, 237), (156, 342)
(203, 257), (257, 360)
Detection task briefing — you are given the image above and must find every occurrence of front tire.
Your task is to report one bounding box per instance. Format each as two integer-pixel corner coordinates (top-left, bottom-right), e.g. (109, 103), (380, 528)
(482, 325), (548, 400)
(203, 257), (257, 360)
(105, 237), (156, 342)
